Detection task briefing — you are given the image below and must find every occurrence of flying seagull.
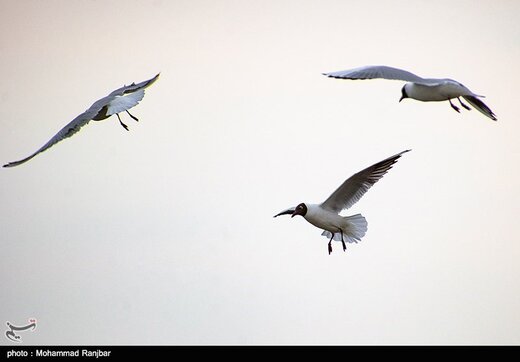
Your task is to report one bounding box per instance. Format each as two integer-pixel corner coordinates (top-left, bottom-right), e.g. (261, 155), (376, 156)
(3, 73), (160, 168)
(274, 150), (410, 254)
(323, 65), (497, 121)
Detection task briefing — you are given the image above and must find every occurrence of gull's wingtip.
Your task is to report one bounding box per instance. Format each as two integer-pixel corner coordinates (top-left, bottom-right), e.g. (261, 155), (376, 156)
(392, 149), (411, 158)
(3, 162), (18, 168)
(3, 155), (34, 168)
(142, 72), (160, 86)
(391, 149), (411, 161)
(149, 73), (160, 83)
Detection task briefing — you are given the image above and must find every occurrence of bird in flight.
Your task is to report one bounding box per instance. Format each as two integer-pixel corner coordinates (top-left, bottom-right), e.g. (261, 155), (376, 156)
(323, 65), (497, 121)
(274, 150), (410, 254)
(3, 73), (160, 168)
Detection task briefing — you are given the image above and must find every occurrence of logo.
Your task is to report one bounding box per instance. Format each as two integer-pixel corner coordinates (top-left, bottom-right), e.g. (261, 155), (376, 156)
(5, 319), (37, 343)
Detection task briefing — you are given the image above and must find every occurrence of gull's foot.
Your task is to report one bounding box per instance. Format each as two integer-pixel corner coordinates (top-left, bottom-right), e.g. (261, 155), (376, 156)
(458, 97), (471, 110)
(449, 99), (460, 113)
(126, 110), (139, 122)
(117, 113), (130, 131)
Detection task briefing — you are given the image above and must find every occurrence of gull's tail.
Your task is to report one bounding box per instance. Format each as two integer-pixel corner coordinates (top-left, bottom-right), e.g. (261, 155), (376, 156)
(321, 214), (368, 243)
(462, 95), (497, 121)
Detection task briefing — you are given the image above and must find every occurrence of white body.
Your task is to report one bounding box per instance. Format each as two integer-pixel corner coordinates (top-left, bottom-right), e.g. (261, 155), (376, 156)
(304, 203), (346, 231)
(304, 204), (367, 244)
(404, 80), (474, 102)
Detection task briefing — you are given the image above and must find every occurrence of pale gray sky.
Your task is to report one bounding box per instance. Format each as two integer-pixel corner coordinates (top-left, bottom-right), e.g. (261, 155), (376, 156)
(1, 0), (519, 345)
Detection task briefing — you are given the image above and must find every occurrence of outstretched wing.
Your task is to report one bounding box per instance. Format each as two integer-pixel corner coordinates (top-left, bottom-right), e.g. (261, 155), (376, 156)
(320, 150), (410, 213)
(105, 73), (160, 117)
(323, 65), (439, 85)
(3, 108), (101, 168)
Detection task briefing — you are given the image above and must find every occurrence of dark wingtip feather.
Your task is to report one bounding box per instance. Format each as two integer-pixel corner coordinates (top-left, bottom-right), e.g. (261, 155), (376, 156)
(3, 159), (24, 168)
(462, 95), (497, 121)
(3, 160), (26, 168)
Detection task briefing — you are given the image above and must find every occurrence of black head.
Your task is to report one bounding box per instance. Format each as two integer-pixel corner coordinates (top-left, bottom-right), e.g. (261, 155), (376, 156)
(399, 85), (408, 102)
(291, 203), (307, 218)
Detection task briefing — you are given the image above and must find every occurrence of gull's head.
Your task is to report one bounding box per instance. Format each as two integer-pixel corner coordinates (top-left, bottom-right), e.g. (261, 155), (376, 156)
(291, 203), (307, 218)
(399, 85), (409, 102)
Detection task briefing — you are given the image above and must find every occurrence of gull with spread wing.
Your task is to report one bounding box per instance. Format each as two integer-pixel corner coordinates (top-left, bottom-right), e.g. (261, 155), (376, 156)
(4, 73), (160, 168)
(323, 65), (496, 121)
(274, 150), (410, 254)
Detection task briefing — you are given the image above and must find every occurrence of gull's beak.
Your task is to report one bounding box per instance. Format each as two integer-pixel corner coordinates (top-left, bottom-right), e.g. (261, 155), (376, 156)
(273, 208), (295, 218)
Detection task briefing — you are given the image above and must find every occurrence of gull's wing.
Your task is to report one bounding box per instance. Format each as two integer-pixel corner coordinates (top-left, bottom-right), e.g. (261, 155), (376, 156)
(320, 150), (410, 213)
(107, 89), (145, 115)
(107, 73), (160, 98)
(323, 65), (439, 84)
(2, 107), (102, 168)
(105, 73), (160, 116)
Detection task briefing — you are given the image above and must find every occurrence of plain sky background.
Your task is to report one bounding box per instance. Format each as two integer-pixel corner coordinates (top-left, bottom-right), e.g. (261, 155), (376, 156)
(1, 0), (519, 345)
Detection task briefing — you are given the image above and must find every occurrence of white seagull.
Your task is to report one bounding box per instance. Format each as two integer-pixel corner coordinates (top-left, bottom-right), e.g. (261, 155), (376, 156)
(3, 73), (160, 168)
(274, 150), (410, 254)
(323, 65), (497, 121)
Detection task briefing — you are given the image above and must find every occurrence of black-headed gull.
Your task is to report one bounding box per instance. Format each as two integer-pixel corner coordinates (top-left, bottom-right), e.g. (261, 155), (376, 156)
(4, 73), (160, 168)
(274, 150), (410, 254)
(323, 65), (497, 121)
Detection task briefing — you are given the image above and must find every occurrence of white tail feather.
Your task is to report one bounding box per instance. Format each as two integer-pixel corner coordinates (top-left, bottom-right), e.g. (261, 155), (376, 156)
(321, 214), (368, 243)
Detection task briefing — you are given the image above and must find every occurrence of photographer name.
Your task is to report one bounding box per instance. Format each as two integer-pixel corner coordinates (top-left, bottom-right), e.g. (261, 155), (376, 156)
(6, 349), (111, 358)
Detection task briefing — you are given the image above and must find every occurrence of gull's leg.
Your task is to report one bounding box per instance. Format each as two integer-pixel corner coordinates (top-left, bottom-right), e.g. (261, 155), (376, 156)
(116, 113), (129, 131)
(328, 233), (334, 255)
(458, 97), (471, 110)
(126, 110), (139, 122)
(449, 99), (460, 113)
(340, 229), (347, 252)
